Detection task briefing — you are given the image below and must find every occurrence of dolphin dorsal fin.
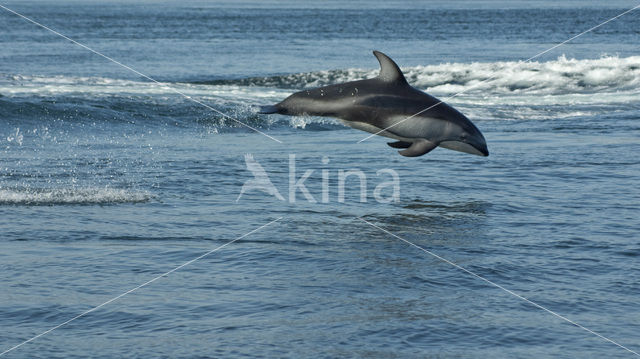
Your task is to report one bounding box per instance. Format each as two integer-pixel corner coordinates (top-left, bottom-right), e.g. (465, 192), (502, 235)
(373, 50), (407, 85)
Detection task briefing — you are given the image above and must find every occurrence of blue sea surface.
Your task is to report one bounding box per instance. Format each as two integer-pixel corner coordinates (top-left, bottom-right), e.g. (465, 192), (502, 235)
(1, 1), (639, 358)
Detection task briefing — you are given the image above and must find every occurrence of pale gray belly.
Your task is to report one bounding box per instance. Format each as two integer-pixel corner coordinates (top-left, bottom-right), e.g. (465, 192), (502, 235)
(339, 119), (414, 142)
(340, 115), (444, 142)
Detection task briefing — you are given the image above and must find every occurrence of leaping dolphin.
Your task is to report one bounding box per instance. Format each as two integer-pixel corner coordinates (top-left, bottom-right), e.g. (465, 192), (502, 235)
(259, 51), (488, 157)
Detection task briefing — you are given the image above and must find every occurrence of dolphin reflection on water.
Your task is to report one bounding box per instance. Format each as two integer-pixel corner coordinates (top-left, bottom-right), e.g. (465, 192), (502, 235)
(259, 51), (488, 158)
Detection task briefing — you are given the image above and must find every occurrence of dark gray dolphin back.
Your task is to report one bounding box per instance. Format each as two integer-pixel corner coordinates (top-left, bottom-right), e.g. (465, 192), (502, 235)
(259, 51), (409, 116)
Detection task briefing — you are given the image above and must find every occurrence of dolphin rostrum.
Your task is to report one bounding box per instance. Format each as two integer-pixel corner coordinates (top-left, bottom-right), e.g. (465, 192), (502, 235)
(259, 51), (488, 157)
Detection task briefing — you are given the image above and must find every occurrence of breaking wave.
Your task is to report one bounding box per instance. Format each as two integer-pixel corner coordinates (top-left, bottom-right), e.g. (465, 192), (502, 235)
(0, 187), (153, 205)
(1, 55), (639, 128)
(3, 55), (639, 98)
(211, 55), (640, 96)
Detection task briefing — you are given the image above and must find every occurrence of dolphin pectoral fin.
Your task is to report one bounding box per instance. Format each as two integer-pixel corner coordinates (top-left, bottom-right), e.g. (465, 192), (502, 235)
(398, 140), (437, 157)
(387, 141), (412, 149)
(258, 105), (279, 114)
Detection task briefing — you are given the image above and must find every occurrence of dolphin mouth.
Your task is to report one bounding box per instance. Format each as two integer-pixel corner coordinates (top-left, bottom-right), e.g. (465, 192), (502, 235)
(439, 141), (488, 157)
(476, 144), (489, 157)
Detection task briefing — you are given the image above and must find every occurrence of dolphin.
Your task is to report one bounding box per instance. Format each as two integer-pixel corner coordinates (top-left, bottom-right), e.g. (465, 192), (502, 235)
(259, 51), (488, 157)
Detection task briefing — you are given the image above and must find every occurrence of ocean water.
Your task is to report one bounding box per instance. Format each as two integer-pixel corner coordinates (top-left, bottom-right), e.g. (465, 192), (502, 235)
(1, 1), (640, 358)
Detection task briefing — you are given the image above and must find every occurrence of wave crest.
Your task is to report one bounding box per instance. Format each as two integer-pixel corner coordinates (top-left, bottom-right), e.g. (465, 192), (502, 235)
(0, 187), (153, 205)
(219, 55), (640, 95)
(4, 55), (639, 98)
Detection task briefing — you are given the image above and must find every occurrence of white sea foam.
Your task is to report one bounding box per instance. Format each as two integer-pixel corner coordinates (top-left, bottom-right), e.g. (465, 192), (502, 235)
(0, 74), (288, 103)
(252, 55), (640, 96)
(0, 187), (153, 205)
(2, 55), (638, 98)
(1, 55), (639, 125)
(412, 55), (640, 96)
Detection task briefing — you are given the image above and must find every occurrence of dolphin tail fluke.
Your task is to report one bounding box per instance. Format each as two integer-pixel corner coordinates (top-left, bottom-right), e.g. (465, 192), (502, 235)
(258, 105), (279, 114)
